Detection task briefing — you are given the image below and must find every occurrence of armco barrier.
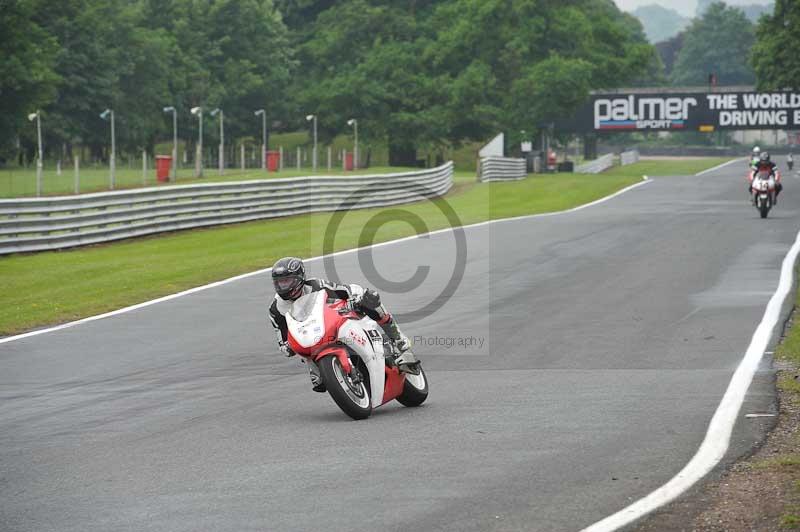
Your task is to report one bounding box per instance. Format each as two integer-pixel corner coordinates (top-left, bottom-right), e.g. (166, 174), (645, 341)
(620, 150), (640, 166)
(0, 163), (453, 255)
(575, 153), (614, 174)
(479, 156), (526, 182)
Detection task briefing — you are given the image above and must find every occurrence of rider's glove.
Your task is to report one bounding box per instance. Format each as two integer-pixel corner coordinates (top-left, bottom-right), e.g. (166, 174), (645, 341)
(278, 342), (295, 357)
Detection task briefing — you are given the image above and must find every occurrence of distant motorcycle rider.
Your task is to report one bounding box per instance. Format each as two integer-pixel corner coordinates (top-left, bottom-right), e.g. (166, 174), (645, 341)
(268, 257), (418, 392)
(750, 146), (761, 169)
(788, 153), (794, 172)
(749, 151), (782, 202)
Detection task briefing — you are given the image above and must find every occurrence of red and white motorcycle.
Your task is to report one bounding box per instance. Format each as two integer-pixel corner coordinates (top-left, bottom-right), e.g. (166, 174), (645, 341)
(749, 168), (776, 219)
(285, 291), (429, 419)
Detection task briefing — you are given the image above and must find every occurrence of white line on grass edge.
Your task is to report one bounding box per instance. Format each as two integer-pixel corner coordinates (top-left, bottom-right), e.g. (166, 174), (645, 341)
(695, 157), (744, 176)
(582, 228), (800, 532)
(0, 176), (651, 345)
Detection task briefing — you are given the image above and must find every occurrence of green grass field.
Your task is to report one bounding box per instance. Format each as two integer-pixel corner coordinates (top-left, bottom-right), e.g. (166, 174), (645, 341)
(0, 159), (728, 336)
(0, 164), (424, 198)
(622, 158), (731, 177)
(3, 130), (486, 198)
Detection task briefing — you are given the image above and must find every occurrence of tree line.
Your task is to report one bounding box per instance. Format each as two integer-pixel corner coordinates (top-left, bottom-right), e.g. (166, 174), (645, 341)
(2, 0), (797, 167)
(3, 0), (292, 164)
(2, 0), (659, 166)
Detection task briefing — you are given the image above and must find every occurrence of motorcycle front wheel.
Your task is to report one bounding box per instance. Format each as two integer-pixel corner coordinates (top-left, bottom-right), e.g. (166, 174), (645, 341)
(397, 365), (429, 407)
(760, 202), (770, 219)
(318, 355), (372, 420)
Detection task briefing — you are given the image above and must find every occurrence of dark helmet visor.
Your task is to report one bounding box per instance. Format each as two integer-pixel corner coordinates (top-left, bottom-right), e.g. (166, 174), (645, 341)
(274, 275), (303, 297)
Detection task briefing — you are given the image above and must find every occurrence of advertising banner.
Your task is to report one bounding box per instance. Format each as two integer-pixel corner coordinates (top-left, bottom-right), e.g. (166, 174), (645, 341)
(559, 91), (800, 133)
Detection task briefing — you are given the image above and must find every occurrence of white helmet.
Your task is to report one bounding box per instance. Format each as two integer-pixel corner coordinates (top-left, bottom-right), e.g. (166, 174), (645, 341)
(753, 146), (761, 154)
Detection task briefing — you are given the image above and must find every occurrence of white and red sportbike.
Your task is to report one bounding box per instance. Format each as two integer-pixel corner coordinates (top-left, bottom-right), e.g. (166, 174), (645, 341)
(285, 291), (429, 419)
(750, 169), (776, 219)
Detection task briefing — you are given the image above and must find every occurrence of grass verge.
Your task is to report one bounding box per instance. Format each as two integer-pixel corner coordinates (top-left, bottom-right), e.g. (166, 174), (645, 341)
(3, 128), (486, 198)
(0, 159), (726, 336)
(0, 165), (421, 198)
(614, 158), (732, 177)
(770, 286), (800, 529)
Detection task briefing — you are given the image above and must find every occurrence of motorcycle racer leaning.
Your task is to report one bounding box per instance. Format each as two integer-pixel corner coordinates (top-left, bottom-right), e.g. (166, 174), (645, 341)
(268, 257), (418, 392)
(748, 151), (782, 202)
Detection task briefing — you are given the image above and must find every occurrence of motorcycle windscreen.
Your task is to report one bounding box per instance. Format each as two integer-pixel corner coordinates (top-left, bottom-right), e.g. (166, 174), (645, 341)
(286, 291), (327, 348)
(288, 291), (322, 322)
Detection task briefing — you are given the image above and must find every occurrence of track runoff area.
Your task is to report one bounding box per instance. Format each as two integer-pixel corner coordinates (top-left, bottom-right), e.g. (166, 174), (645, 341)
(2, 156), (800, 531)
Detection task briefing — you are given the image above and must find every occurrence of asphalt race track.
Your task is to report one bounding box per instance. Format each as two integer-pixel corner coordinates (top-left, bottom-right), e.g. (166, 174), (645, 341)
(2, 158), (798, 532)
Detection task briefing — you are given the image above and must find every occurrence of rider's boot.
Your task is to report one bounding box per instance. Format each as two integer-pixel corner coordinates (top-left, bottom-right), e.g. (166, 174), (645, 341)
(357, 288), (420, 372)
(378, 314), (419, 372)
(308, 363), (326, 393)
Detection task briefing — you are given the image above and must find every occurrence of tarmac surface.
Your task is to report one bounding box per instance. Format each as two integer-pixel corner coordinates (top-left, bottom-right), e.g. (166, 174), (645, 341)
(2, 158), (798, 531)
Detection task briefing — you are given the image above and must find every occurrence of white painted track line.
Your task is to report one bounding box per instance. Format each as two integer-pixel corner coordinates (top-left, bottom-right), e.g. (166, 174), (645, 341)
(696, 158), (744, 176)
(582, 228), (800, 532)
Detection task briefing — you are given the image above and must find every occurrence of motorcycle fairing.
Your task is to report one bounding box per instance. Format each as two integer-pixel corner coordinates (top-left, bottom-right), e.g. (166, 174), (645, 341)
(312, 345), (352, 375)
(337, 319), (387, 408)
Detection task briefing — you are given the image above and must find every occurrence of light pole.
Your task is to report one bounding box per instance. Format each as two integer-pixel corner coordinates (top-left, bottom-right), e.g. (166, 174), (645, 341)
(100, 109), (115, 189)
(306, 114), (317, 171)
(520, 129), (530, 152)
(347, 118), (358, 170)
(191, 106), (203, 177)
(255, 109), (266, 170)
(210, 108), (224, 175)
(163, 106), (177, 181)
(520, 129), (533, 173)
(28, 111), (43, 196)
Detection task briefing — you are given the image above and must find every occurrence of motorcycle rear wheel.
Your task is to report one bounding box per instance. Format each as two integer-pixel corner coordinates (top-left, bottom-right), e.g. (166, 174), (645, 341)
(397, 365), (429, 407)
(318, 355), (372, 420)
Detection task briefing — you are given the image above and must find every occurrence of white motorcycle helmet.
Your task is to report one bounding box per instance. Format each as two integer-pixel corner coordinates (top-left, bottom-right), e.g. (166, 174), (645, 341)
(753, 146), (761, 155)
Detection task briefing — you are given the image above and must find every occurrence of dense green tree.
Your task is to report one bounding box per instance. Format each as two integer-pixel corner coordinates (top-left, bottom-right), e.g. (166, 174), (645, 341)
(30, 0), (172, 157)
(752, 0), (800, 90)
(141, 0), (293, 148)
(203, 0), (294, 143)
(273, 0), (336, 30)
(293, 0), (657, 164)
(697, 0), (774, 21)
(509, 55), (594, 130)
(294, 0), (434, 163)
(423, 0), (655, 145)
(107, 4), (173, 153)
(3, 0), (659, 166)
(17, 0), (294, 159)
(671, 2), (756, 86)
(0, 0), (59, 160)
